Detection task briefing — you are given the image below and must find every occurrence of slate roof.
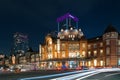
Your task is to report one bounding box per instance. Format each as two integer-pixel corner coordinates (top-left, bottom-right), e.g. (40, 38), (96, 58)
(104, 24), (118, 34)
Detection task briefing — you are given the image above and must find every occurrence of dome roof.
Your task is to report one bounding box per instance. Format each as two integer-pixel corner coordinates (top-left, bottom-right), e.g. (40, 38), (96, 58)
(104, 24), (118, 34)
(58, 27), (84, 39)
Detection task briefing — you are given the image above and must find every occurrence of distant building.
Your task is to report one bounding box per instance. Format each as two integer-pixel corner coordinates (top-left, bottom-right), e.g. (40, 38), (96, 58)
(0, 53), (5, 66)
(13, 32), (28, 54)
(39, 13), (120, 69)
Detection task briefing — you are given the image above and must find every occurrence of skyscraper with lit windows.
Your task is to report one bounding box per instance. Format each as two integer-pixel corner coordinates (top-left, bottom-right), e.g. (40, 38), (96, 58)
(13, 32), (28, 54)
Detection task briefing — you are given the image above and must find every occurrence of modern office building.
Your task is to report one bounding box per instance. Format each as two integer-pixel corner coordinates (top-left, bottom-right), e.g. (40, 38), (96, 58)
(39, 13), (120, 69)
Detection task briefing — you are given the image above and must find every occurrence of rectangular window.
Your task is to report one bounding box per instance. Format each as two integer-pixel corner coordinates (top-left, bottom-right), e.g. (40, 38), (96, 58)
(106, 34), (110, 37)
(93, 44), (97, 48)
(62, 51), (65, 58)
(69, 52), (76, 58)
(118, 47), (120, 55)
(94, 50), (97, 56)
(57, 39), (60, 53)
(54, 52), (57, 58)
(118, 58), (120, 66)
(106, 47), (110, 55)
(106, 40), (110, 45)
(118, 40), (120, 45)
(106, 58), (110, 66)
(100, 42), (103, 47)
(94, 59), (97, 66)
(55, 44), (57, 51)
(88, 45), (91, 49)
(82, 43), (85, 48)
(100, 60), (103, 66)
(100, 49), (103, 56)
(88, 51), (91, 57)
(61, 44), (65, 50)
(82, 51), (86, 57)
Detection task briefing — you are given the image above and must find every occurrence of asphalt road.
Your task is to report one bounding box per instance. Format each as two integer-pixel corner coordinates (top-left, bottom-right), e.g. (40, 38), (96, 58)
(1, 69), (120, 80)
(82, 71), (120, 80)
(0, 70), (77, 80)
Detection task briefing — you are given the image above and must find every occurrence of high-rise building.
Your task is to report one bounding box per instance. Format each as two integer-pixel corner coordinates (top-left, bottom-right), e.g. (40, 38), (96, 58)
(13, 32), (28, 54)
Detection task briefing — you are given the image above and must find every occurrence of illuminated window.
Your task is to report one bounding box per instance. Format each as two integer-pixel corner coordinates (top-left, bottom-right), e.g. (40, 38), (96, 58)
(118, 47), (120, 55)
(88, 51), (91, 57)
(62, 51), (65, 58)
(82, 43), (85, 48)
(57, 39), (60, 53)
(76, 52), (80, 58)
(88, 45), (91, 49)
(73, 35), (75, 38)
(94, 59), (97, 66)
(106, 47), (110, 55)
(54, 52), (57, 58)
(111, 33), (115, 37)
(48, 47), (52, 53)
(55, 45), (57, 51)
(48, 53), (52, 59)
(47, 39), (52, 45)
(12, 55), (15, 64)
(69, 35), (70, 38)
(100, 49), (103, 56)
(106, 40), (110, 45)
(69, 52), (76, 58)
(100, 42), (103, 47)
(118, 58), (120, 66)
(100, 60), (103, 66)
(106, 34), (110, 37)
(49, 41), (52, 45)
(94, 50), (97, 56)
(60, 35), (64, 39)
(100, 49), (103, 53)
(118, 40), (120, 45)
(93, 44), (97, 48)
(82, 51), (86, 57)
(88, 61), (91, 66)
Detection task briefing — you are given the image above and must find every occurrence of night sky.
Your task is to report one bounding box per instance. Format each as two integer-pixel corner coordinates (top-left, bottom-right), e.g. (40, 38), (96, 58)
(0, 0), (120, 55)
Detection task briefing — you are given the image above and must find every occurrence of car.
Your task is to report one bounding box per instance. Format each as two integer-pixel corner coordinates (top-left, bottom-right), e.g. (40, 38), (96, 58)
(76, 66), (89, 70)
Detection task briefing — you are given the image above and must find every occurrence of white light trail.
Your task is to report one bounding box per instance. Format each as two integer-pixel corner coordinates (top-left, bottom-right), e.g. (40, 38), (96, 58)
(50, 70), (98, 80)
(19, 70), (89, 80)
(76, 68), (120, 80)
(20, 68), (120, 80)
